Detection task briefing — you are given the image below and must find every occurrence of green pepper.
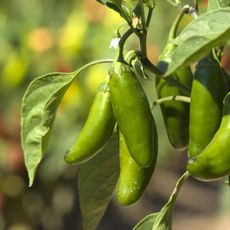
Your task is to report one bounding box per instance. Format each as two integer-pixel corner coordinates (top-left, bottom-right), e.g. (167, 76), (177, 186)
(188, 53), (226, 158)
(187, 92), (230, 181)
(64, 79), (116, 164)
(109, 61), (157, 167)
(156, 45), (192, 150)
(156, 6), (193, 150)
(117, 131), (157, 206)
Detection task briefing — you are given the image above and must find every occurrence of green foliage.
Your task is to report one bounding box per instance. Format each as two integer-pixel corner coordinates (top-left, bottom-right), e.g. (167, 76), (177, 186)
(207, 0), (230, 11)
(134, 208), (172, 230)
(134, 172), (188, 230)
(78, 134), (119, 230)
(21, 59), (113, 187)
(97, 0), (155, 23)
(18, 0), (230, 229)
(97, 0), (140, 20)
(133, 213), (160, 230)
(21, 72), (76, 186)
(166, 8), (230, 76)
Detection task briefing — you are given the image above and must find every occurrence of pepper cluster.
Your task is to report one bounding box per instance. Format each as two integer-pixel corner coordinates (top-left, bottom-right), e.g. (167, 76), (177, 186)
(187, 52), (230, 181)
(63, 5), (230, 206)
(154, 5), (230, 182)
(65, 60), (158, 206)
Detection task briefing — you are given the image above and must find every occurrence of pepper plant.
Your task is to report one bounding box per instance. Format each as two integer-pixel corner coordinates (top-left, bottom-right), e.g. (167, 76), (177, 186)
(21, 0), (230, 229)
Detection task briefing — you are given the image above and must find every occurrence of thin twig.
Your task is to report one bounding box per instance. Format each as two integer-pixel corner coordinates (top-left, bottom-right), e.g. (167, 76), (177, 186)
(139, 0), (146, 31)
(73, 59), (113, 77)
(166, 171), (190, 206)
(152, 95), (190, 109)
(117, 29), (134, 63)
(143, 58), (191, 95)
(146, 7), (153, 28)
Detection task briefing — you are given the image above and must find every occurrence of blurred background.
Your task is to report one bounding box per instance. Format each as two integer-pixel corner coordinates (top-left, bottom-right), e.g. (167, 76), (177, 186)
(0, 0), (229, 229)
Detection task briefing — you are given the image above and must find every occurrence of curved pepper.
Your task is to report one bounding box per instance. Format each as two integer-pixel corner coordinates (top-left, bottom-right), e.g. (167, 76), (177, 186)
(64, 79), (116, 164)
(156, 44), (192, 150)
(109, 61), (157, 167)
(187, 92), (230, 181)
(156, 6), (193, 150)
(117, 131), (157, 206)
(188, 53), (225, 158)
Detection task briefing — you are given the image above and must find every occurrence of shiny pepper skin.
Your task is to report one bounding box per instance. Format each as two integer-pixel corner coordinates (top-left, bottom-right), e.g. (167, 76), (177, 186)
(109, 61), (157, 167)
(188, 53), (226, 158)
(156, 43), (193, 150)
(64, 79), (116, 164)
(117, 131), (157, 206)
(187, 92), (230, 181)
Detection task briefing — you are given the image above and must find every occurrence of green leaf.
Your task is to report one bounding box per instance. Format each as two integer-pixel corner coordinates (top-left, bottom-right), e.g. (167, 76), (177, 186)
(96, 0), (136, 20)
(133, 213), (159, 230)
(152, 205), (172, 230)
(78, 134), (119, 230)
(97, 0), (122, 15)
(21, 72), (76, 186)
(165, 8), (230, 76)
(207, 0), (230, 12)
(133, 207), (172, 230)
(143, 0), (155, 8)
(133, 172), (189, 230)
(97, 0), (154, 21)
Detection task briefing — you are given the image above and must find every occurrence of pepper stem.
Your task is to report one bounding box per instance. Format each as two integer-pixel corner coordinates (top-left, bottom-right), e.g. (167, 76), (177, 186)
(117, 29), (134, 63)
(168, 5), (190, 41)
(73, 59), (113, 78)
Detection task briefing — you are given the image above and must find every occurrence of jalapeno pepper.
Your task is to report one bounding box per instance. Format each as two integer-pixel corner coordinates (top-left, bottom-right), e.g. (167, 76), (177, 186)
(187, 92), (230, 181)
(156, 6), (193, 150)
(156, 46), (192, 150)
(117, 131), (157, 205)
(188, 53), (225, 158)
(64, 79), (116, 164)
(109, 61), (157, 167)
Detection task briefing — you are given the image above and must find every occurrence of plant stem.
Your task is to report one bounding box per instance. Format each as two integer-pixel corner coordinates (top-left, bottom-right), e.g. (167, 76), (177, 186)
(168, 5), (190, 40)
(139, 33), (148, 59)
(117, 29), (134, 63)
(166, 171), (189, 207)
(152, 95), (190, 108)
(139, 0), (146, 31)
(73, 59), (113, 77)
(137, 1), (154, 60)
(143, 58), (191, 95)
(146, 7), (153, 28)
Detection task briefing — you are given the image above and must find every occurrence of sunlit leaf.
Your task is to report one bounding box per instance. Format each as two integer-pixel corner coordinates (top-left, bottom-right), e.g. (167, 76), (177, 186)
(97, 0), (136, 19)
(165, 8), (230, 76)
(207, 0), (230, 12)
(133, 172), (188, 230)
(78, 134), (119, 230)
(133, 205), (172, 230)
(152, 205), (172, 230)
(96, 0), (154, 21)
(133, 213), (159, 230)
(21, 72), (76, 186)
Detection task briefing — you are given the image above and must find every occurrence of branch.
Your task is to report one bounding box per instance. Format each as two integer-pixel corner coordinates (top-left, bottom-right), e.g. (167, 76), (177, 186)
(117, 29), (134, 63)
(166, 171), (189, 206)
(152, 95), (190, 108)
(73, 59), (113, 77)
(143, 58), (191, 95)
